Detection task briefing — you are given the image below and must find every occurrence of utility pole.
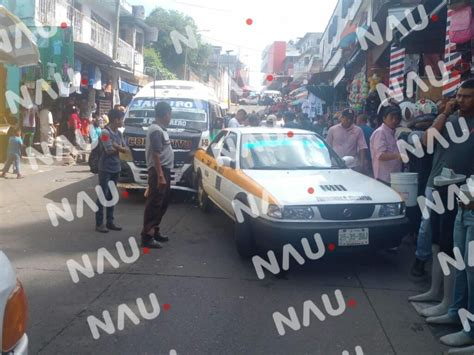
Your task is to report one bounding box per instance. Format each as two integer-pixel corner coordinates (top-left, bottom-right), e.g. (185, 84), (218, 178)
(183, 48), (188, 80)
(226, 50), (233, 110)
(112, 0), (121, 61)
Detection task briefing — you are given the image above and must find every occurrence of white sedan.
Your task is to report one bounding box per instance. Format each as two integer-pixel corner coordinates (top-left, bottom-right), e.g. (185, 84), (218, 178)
(0, 251), (28, 354)
(193, 127), (409, 257)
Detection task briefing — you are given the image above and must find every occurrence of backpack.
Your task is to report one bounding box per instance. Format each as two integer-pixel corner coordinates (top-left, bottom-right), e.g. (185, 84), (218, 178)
(449, 5), (474, 44)
(88, 128), (109, 174)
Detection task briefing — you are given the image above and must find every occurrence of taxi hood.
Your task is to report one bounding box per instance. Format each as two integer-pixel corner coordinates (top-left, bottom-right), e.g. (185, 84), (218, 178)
(242, 168), (403, 206)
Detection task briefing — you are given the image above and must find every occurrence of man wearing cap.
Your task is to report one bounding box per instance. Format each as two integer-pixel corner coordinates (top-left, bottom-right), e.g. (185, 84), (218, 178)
(326, 108), (368, 172)
(370, 106), (404, 184)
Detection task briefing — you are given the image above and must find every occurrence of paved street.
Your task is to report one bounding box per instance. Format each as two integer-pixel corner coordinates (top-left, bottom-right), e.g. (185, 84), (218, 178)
(0, 163), (454, 355)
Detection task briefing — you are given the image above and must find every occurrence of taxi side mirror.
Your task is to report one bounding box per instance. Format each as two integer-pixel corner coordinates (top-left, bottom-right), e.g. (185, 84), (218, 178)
(216, 156), (235, 169)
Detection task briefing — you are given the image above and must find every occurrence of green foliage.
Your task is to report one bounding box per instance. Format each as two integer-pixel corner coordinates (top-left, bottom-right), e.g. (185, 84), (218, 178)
(145, 7), (212, 78)
(143, 47), (176, 80)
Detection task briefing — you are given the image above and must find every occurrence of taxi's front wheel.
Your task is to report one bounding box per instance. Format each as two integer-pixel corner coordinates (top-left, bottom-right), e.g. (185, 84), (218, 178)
(197, 175), (212, 212)
(234, 211), (257, 259)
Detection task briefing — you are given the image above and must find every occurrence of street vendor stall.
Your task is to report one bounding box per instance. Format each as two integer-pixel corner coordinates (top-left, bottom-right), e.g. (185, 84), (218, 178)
(0, 6), (40, 161)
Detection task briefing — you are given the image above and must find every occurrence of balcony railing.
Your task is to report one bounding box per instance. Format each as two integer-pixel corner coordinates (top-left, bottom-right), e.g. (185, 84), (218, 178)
(38, 0), (56, 25)
(36, 0), (142, 71)
(117, 39), (134, 69)
(90, 20), (113, 58)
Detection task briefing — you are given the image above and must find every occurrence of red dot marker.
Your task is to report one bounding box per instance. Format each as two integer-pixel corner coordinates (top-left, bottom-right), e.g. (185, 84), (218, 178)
(60, 22), (68, 29)
(81, 78), (88, 85)
(100, 134), (109, 142)
(431, 14), (439, 22)
(328, 243), (336, 252)
(246, 18), (253, 25)
(347, 299), (357, 308)
(143, 247), (150, 254)
(163, 303), (171, 311)
(266, 74), (274, 82)
(308, 187), (314, 194)
(287, 131), (294, 138)
(122, 190), (129, 199)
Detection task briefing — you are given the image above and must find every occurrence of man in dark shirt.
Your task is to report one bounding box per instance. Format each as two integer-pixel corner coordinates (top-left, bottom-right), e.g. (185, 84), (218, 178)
(95, 109), (127, 233)
(411, 79), (474, 276)
(141, 102), (174, 248)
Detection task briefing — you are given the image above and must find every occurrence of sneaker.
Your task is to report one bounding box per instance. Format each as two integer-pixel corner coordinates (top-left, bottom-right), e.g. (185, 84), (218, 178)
(141, 239), (163, 249)
(154, 231), (169, 243)
(17, 174), (24, 179)
(411, 258), (426, 277)
(96, 225), (109, 233)
(106, 223), (122, 231)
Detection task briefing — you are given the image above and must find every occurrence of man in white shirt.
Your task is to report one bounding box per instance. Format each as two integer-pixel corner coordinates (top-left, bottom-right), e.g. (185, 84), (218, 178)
(228, 109), (247, 128)
(39, 106), (54, 145)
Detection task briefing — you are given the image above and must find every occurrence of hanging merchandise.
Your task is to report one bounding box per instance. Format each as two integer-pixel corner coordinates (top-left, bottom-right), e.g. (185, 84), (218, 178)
(444, 8), (463, 97)
(449, 4), (473, 44)
(302, 92), (323, 118)
(93, 67), (102, 90)
(348, 70), (368, 113)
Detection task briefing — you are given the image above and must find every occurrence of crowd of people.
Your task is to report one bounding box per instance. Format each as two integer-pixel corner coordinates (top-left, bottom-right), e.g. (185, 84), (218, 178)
(225, 80), (474, 347)
(1, 96), (128, 179)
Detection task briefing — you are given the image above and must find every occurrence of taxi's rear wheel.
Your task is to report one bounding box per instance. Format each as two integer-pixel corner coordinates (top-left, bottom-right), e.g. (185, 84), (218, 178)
(197, 175), (212, 212)
(235, 210), (257, 259)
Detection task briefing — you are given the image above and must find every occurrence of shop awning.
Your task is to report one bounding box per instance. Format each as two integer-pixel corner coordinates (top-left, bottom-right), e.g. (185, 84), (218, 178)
(119, 78), (139, 94)
(0, 6), (39, 67)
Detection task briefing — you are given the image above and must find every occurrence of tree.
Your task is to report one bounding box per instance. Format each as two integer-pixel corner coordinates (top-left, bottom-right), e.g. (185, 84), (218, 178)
(145, 7), (212, 79)
(143, 48), (176, 80)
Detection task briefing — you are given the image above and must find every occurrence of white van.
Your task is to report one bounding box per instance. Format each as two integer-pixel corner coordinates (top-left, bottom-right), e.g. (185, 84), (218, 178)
(119, 80), (224, 191)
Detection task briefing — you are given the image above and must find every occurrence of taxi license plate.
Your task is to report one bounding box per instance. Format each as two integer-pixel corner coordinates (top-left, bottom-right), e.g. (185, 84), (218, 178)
(338, 228), (369, 246)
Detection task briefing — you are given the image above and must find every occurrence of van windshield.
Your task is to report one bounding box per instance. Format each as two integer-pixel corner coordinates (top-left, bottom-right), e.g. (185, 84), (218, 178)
(125, 98), (209, 131)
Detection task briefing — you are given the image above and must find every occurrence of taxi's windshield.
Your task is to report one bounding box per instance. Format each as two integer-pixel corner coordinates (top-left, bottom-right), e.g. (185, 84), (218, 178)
(125, 98), (209, 131)
(240, 133), (344, 170)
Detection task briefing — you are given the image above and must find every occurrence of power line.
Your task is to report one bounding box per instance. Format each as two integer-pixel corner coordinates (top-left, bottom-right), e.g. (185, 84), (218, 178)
(174, 1), (232, 13)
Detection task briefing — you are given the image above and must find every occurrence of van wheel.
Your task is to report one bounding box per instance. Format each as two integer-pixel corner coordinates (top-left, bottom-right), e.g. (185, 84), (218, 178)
(197, 175), (211, 212)
(234, 211), (257, 259)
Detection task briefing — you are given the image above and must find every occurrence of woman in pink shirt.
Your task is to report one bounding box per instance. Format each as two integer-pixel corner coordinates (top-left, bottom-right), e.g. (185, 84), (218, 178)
(370, 107), (404, 183)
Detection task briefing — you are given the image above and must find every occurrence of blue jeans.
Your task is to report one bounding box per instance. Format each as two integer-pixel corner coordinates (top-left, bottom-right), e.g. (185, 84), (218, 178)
(95, 171), (119, 227)
(415, 187), (434, 261)
(2, 154), (20, 175)
(448, 208), (474, 336)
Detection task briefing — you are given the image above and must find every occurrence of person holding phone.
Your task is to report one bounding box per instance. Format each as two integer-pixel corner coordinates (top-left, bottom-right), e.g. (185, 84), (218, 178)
(411, 79), (474, 277)
(141, 102), (174, 249)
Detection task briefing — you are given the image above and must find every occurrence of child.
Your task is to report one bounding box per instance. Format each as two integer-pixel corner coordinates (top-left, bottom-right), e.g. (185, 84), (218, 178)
(1, 128), (24, 179)
(89, 113), (102, 144)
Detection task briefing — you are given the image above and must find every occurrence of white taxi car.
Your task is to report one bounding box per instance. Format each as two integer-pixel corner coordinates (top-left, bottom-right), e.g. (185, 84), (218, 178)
(0, 251), (28, 354)
(193, 127), (409, 257)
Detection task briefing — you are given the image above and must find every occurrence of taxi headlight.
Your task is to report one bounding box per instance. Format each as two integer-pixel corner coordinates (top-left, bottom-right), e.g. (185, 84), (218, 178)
(2, 280), (28, 353)
(267, 204), (283, 219)
(379, 203), (404, 217)
(283, 206), (314, 220)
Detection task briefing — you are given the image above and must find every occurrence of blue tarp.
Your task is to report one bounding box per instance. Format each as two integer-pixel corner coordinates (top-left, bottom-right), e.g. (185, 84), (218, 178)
(119, 79), (139, 95)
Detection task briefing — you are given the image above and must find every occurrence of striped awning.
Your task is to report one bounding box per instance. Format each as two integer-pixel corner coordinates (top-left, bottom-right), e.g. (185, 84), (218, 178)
(443, 8), (462, 97)
(389, 45), (405, 101)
